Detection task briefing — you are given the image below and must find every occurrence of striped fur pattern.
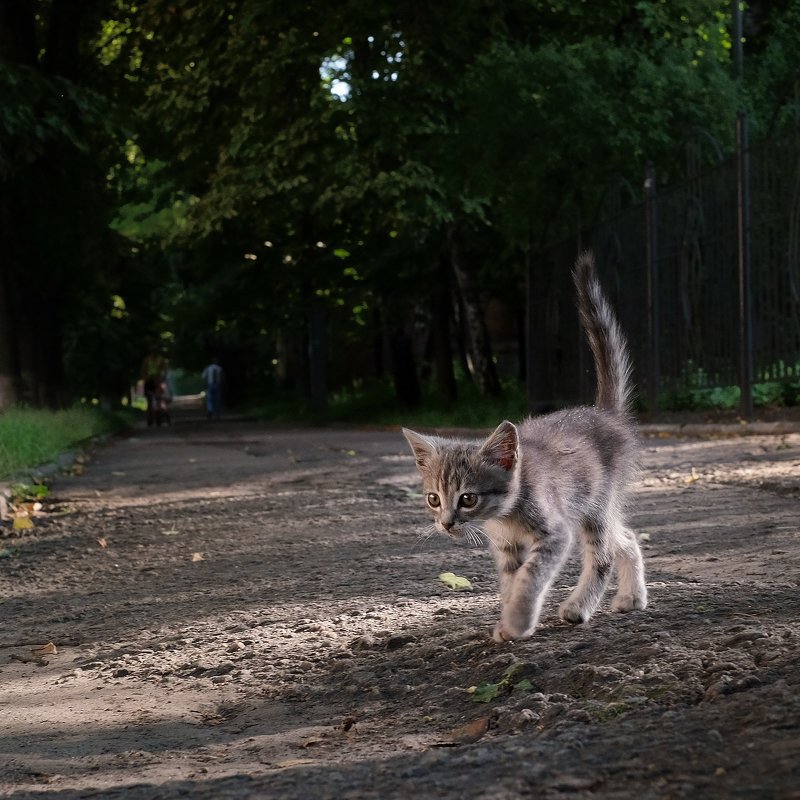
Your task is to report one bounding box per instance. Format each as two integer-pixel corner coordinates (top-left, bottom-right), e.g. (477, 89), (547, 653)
(403, 252), (647, 642)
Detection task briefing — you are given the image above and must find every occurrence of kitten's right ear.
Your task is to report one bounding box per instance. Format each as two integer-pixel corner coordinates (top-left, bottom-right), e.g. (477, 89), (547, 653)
(402, 428), (437, 470)
(479, 420), (519, 471)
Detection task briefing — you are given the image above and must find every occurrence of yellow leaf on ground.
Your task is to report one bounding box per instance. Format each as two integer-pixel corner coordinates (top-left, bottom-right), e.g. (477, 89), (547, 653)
(97, 537), (108, 548)
(438, 572), (472, 590)
(13, 516), (34, 530)
(683, 467), (700, 484)
(32, 642), (58, 656)
(192, 552), (205, 562)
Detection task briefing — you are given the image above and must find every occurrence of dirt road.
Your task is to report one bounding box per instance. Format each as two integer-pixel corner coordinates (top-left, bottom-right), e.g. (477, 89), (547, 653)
(1, 416), (799, 799)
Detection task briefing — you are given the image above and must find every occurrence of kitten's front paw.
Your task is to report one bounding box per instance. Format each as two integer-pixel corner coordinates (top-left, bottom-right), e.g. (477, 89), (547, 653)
(610, 592), (648, 613)
(558, 600), (589, 625)
(492, 619), (533, 643)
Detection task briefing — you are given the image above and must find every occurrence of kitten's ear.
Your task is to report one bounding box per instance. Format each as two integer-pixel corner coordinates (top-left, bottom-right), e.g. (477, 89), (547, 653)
(479, 420), (518, 471)
(403, 428), (437, 470)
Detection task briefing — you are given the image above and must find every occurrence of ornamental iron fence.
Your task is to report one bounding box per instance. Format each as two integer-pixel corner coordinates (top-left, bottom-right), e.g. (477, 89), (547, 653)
(527, 124), (800, 415)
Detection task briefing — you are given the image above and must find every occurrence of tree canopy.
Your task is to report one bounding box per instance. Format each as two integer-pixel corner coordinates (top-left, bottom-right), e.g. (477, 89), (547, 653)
(1, 0), (798, 409)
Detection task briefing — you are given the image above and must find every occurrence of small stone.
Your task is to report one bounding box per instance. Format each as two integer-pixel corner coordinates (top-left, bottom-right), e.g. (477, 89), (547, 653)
(350, 634), (378, 651)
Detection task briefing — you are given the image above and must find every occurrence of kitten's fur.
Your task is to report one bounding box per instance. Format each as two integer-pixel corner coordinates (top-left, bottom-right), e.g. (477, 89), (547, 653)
(403, 252), (647, 642)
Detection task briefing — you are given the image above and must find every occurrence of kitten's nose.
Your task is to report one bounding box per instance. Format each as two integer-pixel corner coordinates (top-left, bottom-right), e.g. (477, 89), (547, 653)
(442, 521), (455, 531)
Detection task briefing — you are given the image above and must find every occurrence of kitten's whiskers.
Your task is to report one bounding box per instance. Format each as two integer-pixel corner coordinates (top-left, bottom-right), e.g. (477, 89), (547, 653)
(413, 523), (438, 549)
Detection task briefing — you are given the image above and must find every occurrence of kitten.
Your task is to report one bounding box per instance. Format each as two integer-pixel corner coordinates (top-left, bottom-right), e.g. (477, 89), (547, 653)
(403, 252), (647, 642)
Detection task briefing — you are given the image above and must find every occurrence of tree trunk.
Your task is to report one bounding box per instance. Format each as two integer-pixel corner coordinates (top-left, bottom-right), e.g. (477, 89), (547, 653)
(448, 225), (502, 397)
(0, 265), (18, 409)
(0, 0), (86, 408)
(430, 254), (458, 408)
(388, 326), (421, 409)
(308, 302), (328, 414)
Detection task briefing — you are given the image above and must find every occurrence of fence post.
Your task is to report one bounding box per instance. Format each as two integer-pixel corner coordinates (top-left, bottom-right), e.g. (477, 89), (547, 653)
(736, 112), (754, 418)
(644, 162), (660, 414)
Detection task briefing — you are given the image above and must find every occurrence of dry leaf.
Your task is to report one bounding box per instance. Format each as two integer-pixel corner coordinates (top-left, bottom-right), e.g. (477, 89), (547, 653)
(13, 516), (34, 530)
(97, 537), (108, 548)
(302, 737), (323, 748)
(683, 467), (700, 485)
(433, 716), (492, 747)
(275, 758), (316, 769)
(192, 552), (205, 562)
(451, 716), (490, 744)
(32, 642), (58, 656)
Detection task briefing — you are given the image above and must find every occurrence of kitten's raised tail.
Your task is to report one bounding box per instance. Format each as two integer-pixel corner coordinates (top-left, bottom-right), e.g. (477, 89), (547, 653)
(573, 252), (633, 414)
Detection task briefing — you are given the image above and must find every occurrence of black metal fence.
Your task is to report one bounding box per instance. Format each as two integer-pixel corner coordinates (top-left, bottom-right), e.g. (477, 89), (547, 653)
(527, 126), (800, 415)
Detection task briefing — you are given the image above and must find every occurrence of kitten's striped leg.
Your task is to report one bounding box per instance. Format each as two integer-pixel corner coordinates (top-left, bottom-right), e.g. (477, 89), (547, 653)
(558, 521), (614, 624)
(491, 541), (523, 608)
(610, 526), (648, 612)
(492, 527), (572, 642)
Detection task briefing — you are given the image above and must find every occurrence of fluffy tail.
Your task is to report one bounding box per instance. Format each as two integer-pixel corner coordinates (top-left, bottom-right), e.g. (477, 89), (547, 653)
(573, 252), (633, 413)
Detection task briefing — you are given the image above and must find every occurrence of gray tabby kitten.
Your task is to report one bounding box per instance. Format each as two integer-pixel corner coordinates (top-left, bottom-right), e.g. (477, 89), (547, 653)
(403, 252), (647, 642)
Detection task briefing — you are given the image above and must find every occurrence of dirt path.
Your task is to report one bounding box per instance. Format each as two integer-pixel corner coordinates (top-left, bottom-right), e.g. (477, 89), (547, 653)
(1, 416), (799, 799)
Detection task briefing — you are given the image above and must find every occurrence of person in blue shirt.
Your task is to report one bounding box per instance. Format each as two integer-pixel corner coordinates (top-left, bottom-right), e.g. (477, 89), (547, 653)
(202, 357), (224, 420)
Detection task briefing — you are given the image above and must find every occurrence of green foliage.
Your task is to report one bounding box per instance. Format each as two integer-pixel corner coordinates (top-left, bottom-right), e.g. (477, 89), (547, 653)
(118, 0), (744, 391)
(0, 408), (122, 479)
(471, 662), (536, 704)
(4, 1), (799, 412)
(659, 378), (800, 412)
(742, 0), (800, 135)
(661, 385), (741, 412)
(9, 483), (50, 503)
(0, 62), (114, 178)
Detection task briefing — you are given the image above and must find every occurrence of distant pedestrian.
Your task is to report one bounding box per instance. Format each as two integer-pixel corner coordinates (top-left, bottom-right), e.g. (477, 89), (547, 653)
(202, 357), (223, 420)
(141, 347), (171, 427)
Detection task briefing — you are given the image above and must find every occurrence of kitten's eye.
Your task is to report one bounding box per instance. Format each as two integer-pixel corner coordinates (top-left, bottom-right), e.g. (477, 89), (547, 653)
(459, 493), (478, 508)
(426, 493), (441, 508)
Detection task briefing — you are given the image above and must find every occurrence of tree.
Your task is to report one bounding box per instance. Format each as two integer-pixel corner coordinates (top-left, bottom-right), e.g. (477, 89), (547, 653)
(0, 0), (139, 407)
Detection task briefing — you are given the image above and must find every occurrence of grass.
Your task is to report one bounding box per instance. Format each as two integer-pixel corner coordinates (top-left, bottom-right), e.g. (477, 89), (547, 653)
(250, 378), (529, 430)
(0, 406), (126, 479)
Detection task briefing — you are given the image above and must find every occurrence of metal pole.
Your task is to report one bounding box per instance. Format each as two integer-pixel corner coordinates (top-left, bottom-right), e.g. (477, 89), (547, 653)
(736, 112), (754, 418)
(644, 162), (660, 414)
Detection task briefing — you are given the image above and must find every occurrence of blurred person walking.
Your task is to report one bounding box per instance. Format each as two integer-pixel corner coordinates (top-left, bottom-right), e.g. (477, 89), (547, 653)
(202, 357), (224, 420)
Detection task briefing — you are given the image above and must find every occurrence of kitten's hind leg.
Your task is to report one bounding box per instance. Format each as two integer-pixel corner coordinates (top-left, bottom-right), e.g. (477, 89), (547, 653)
(558, 520), (614, 625)
(610, 526), (648, 613)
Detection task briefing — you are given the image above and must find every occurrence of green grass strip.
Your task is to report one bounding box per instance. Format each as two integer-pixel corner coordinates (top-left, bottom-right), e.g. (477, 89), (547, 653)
(0, 407), (121, 479)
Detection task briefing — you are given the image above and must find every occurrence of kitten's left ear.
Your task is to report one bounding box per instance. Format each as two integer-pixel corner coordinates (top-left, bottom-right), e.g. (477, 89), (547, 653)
(403, 428), (437, 470)
(479, 420), (518, 471)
